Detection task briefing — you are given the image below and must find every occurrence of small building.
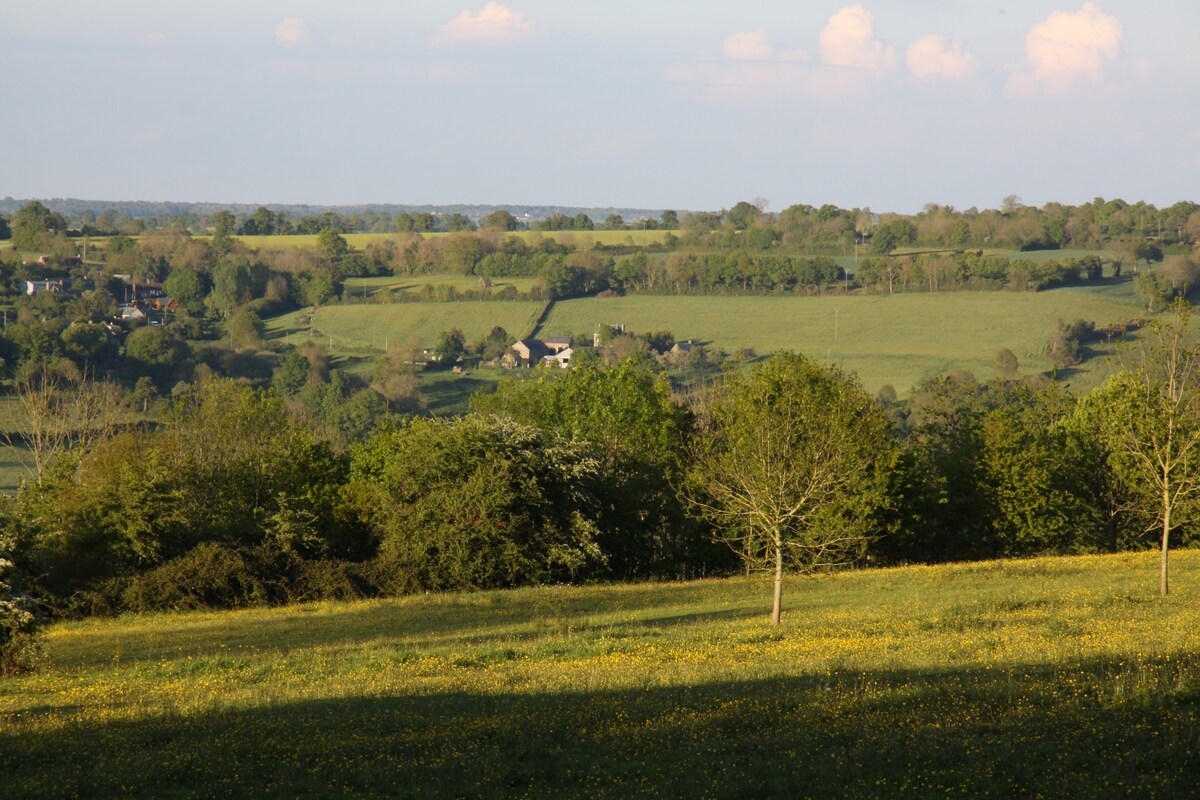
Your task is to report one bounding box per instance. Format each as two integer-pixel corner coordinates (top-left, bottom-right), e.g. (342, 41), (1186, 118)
(544, 347), (574, 369)
(25, 279), (67, 296)
(671, 340), (694, 356)
(544, 336), (573, 353)
(504, 339), (548, 368)
(36, 255), (82, 267)
(118, 305), (147, 321)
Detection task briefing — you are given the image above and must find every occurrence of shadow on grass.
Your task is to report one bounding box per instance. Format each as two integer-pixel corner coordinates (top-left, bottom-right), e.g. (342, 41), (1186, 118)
(3, 657), (1197, 799)
(56, 582), (764, 669)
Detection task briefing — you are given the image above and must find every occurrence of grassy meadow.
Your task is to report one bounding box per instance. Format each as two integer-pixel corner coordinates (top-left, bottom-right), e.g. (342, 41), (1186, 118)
(2, 550), (1197, 798)
(542, 288), (1142, 395)
(342, 274), (542, 299)
(265, 301), (546, 352)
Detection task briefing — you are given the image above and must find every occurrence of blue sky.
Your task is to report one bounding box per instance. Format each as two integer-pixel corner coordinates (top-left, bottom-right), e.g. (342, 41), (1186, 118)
(2, 1), (1196, 213)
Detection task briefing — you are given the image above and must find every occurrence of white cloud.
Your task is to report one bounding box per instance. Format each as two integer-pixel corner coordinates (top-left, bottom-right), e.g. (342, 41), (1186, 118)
(275, 18), (309, 47)
(430, 3), (534, 47)
(818, 5), (894, 75)
(664, 5), (901, 102)
(724, 30), (774, 62)
(906, 35), (979, 80)
(1005, 3), (1123, 96)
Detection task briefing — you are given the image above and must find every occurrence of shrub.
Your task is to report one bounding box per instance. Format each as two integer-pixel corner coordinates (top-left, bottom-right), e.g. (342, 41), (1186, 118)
(0, 535), (42, 675)
(121, 543), (272, 612)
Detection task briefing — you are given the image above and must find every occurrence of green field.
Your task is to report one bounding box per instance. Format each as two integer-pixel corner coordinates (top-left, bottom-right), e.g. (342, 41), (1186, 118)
(342, 273), (541, 299)
(2, 550), (1196, 798)
(266, 301), (546, 352)
(541, 289), (1143, 394)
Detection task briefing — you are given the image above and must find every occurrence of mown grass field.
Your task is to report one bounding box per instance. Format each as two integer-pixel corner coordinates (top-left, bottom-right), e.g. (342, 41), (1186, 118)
(2, 551), (1197, 798)
(342, 274), (541, 299)
(541, 288), (1142, 394)
(265, 301), (546, 352)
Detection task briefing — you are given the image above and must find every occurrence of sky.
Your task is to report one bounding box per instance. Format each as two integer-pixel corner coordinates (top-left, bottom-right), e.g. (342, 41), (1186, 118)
(2, 1), (1197, 213)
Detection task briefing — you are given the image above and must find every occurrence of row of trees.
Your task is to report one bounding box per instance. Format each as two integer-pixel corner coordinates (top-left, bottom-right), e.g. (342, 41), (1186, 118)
(10, 195), (1200, 256)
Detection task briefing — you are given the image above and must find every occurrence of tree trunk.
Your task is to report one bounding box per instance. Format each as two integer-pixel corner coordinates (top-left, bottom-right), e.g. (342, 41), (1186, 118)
(771, 534), (783, 626)
(1161, 500), (1170, 597)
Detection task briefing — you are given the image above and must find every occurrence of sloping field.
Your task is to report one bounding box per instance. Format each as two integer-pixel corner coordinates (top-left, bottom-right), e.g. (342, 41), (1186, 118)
(542, 290), (1142, 394)
(266, 301), (546, 352)
(342, 273), (541, 299)
(2, 551), (1197, 798)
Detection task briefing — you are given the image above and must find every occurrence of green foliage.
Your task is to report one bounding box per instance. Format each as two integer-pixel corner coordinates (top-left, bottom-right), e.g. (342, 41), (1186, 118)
(688, 353), (894, 594)
(121, 542), (271, 612)
(434, 327), (466, 365)
(316, 228), (350, 258)
(124, 326), (190, 389)
(1134, 271), (1174, 312)
(60, 323), (118, 370)
(18, 379), (354, 606)
(483, 210), (519, 231)
(345, 417), (606, 591)
(163, 267), (207, 312)
(473, 358), (707, 577)
(978, 383), (1106, 555)
(227, 308), (265, 349)
(0, 526), (42, 674)
(11, 201), (67, 252)
(272, 349), (311, 396)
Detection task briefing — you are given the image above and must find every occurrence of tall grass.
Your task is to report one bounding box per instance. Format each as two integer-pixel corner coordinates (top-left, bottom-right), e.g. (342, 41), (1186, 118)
(1, 551), (1197, 797)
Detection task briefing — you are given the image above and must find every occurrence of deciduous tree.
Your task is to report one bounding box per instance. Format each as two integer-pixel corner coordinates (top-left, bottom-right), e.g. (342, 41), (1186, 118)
(1099, 303), (1200, 595)
(687, 353), (894, 624)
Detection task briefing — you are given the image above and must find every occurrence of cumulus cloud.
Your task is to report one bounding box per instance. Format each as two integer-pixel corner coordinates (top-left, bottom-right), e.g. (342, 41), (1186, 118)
(430, 3), (534, 47)
(906, 35), (979, 80)
(818, 5), (894, 75)
(275, 18), (309, 47)
(1005, 3), (1123, 96)
(664, 5), (906, 101)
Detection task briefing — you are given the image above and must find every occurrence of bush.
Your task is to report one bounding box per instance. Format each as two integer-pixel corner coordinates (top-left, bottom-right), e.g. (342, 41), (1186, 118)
(121, 543), (272, 612)
(288, 559), (378, 603)
(0, 538), (42, 675)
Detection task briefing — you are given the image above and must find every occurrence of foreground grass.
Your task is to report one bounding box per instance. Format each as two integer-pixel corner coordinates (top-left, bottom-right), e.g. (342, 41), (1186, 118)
(2, 551), (1198, 798)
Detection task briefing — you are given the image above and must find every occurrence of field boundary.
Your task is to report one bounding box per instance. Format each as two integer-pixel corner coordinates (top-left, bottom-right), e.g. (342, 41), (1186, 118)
(527, 300), (555, 339)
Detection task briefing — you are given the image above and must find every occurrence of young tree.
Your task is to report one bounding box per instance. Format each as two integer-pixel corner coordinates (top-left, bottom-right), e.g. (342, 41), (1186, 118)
(687, 353), (894, 624)
(1100, 303), (1200, 595)
(7, 366), (129, 486)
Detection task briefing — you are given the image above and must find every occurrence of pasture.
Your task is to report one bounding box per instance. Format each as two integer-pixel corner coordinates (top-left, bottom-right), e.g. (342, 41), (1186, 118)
(342, 273), (541, 299)
(2, 550), (1197, 798)
(265, 301), (546, 353)
(542, 288), (1142, 394)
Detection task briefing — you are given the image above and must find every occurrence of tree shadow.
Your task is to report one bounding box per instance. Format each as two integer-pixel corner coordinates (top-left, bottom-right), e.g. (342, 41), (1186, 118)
(53, 582), (766, 670)
(4, 655), (1197, 798)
